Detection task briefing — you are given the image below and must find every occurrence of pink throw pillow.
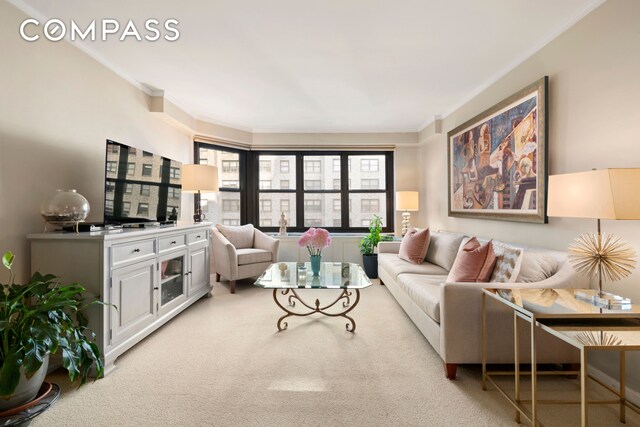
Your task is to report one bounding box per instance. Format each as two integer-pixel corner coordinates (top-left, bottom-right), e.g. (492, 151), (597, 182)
(398, 228), (431, 264)
(447, 237), (497, 282)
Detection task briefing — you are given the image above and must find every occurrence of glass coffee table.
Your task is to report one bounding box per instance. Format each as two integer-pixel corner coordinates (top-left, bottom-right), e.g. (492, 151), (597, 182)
(254, 262), (372, 332)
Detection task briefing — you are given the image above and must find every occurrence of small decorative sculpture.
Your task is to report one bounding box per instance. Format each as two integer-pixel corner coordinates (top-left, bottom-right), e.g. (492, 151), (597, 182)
(278, 212), (288, 236)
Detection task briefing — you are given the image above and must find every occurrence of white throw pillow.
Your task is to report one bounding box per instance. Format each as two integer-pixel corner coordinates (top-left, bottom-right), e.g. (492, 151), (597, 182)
(425, 231), (467, 270)
(490, 242), (524, 283)
(216, 223), (255, 249)
(517, 253), (559, 283)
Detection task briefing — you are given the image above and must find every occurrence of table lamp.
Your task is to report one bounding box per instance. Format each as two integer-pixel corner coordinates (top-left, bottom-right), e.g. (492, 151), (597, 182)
(396, 191), (419, 236)
(547, 169), (640, 296)
(182, 164), (219, 222)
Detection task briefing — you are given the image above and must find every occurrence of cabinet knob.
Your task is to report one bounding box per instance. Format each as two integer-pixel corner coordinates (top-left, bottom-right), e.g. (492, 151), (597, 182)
(170, 241), (177, 245)
(153, 287), (159, 290)
(133, 248), (140, 253)
(196, 235), (201, 239)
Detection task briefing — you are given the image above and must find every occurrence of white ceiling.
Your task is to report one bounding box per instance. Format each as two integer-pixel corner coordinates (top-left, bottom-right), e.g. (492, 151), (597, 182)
(15, 0), (603, 133)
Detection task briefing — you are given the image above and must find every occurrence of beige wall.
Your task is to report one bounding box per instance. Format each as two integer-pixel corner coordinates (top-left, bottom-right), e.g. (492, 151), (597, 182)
(417, 0), (640, 388)
(0, 1), (194, 282)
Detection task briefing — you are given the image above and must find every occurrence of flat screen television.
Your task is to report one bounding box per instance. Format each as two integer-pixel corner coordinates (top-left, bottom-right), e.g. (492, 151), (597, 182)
(103, 139), (182, 225)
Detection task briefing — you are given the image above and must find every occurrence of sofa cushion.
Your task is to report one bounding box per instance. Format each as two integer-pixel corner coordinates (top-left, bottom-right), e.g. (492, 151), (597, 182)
(397, 274), (444, 323)
(517, 252), (559, 283)
(236, 248), (272, 265)
(216, 224), (255, 249)
(398, 228), (431, 264)
(378, 253), (448, 280)
(490, 242), (524, 283)
(425, 231), (467, 270)
(446, 238), (496, 282)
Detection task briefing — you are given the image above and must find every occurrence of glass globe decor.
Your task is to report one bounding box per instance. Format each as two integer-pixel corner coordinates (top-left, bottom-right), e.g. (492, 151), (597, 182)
(41, 189), (90, 231)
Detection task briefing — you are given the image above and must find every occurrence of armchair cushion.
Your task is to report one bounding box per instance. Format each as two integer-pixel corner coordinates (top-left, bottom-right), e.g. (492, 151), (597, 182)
(216, 224), (255, 249)
(236, 248), (272, 265)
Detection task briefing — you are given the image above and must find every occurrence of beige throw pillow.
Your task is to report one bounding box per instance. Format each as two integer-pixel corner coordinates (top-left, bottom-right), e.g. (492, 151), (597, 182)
(216, 223), (255, 249)
(398, 228), (431, 264)
(446, 237), (496, 283)
(517, 253), (559, 283)
(490, 243), (524, 283)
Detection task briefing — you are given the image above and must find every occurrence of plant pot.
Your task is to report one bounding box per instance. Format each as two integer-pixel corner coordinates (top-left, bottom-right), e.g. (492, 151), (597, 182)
(310, 255), (321, 276)
(362, 254), (378, 279)
(0, 354), (49, 411)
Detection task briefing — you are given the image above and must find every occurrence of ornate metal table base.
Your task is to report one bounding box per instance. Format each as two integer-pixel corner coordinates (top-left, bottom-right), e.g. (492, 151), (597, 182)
(273, 288), (361, 332)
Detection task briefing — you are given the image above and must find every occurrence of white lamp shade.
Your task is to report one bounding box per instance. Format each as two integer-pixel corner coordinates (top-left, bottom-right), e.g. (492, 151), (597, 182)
(547, 169), (640, 220)
(181, 164), (219, 193)
(396, 191), (419, 211)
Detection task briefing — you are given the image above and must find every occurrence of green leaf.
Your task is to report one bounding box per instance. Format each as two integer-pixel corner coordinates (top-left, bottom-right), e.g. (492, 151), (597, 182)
(0, 351), (22, 398)
(2, 252), (14, 270)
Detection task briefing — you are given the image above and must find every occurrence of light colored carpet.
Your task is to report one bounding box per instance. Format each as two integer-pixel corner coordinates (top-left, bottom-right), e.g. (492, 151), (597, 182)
(33, 277), (640, 426)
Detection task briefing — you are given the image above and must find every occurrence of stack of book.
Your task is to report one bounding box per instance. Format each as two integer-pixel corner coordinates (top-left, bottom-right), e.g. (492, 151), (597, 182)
(575, 290), (632, 310)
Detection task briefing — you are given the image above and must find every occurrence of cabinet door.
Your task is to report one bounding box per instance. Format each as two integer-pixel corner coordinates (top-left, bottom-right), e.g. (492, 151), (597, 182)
(188, 245), (209, 297)
(158, 249), (188, 316)
(111, 259), (156, 345)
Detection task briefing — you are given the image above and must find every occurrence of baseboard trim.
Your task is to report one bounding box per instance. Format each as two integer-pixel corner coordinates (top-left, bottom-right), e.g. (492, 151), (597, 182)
(589, 365), (640, 406)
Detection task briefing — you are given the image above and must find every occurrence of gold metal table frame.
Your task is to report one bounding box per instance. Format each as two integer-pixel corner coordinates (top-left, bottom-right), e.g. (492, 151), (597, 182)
(481, 288), (640, 427)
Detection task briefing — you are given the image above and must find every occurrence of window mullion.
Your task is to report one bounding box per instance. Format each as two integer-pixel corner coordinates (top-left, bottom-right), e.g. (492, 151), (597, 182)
(341, 153), (349, 229)
(296, 153), (304, 229)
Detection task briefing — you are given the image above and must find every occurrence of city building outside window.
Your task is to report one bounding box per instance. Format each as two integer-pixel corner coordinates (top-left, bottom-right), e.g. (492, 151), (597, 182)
(142, 164), (152, 176)
(279, 160), (290, 173)
(140, 185), (150, 196)
(137, 203), (149, 216)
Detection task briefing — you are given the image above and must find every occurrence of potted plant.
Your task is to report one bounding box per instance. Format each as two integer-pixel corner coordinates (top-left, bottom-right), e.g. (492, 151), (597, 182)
(359, 215), (393, 278)
(0, 251), (105, 411)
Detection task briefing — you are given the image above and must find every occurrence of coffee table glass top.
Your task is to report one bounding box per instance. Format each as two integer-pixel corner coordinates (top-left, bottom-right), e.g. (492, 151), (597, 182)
(489, 288), (640, 317)
(254, 262), (372, 289)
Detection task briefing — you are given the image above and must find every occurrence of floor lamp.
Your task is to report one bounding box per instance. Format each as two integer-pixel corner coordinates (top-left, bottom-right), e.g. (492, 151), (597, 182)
(396, 191), (419, 236)
(182, 164), (219, 222)
(547, 169), (639, 296)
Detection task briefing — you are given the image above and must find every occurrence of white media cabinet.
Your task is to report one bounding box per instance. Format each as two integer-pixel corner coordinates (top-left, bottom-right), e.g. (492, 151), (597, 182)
(27, 223), (211, 375)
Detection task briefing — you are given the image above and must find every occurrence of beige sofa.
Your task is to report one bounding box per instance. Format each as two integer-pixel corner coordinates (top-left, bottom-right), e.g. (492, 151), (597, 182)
(378, 230), (587, 379)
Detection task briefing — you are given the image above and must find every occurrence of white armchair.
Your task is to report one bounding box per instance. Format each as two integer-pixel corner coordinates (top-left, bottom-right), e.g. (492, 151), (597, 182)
(211, 224), (279, 293)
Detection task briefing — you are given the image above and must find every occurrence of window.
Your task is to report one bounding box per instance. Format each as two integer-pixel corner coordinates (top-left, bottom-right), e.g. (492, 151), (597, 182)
(304, 160), (321, 173)
(361, 219), (371, 227)
(122, 201), (131, 216)
(128, 148), (137, 155)
(222, 160), (238, 173)
(333, 179), (340, 190)
(361, 199), (379, 213)
(259, 160), (271, 172)
(170, 167), (180, 179)
(127, 163), (135, 176)
(280, 160), (289, 173)
(280, 199), (290, 212)
(333, 159), (340, 172)
(259, 200), (272, 213)
(361, 159), (379, 172)
(143, 151), (153, 157)
(259, 218), (272, 226)
(105, 200), (113, 214)
(221, 180), (239, 188)
(197, 143), (243, 226)
(106, 182), (115, 192)
(333, 219), (341, 227)
(137, 203), (149, 216)
(140, 185), (150, 196)
(125, 184), (133, 194)
(222, 200), (240, 212)
(361, 179), (380, 189)
(304, 180), (321, 190)
(306, 219), (322, 227)
(109, 145), (119, 154)
(142, 164), (152, 176)
(304, 199), (322, 212)
(259, 180), (271, 190)
(280, 180), (290, 189)
(333, 199), (341, 212)
(166, 206), (178, 217)
(169, 187), (180, 198)
(106, 161), (117, 173)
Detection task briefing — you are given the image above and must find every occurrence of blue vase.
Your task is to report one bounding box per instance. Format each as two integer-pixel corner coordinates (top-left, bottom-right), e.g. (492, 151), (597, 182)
(310, 255), (321, 276)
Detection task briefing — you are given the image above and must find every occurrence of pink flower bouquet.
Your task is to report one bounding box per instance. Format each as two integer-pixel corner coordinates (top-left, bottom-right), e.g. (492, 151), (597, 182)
(298, 228), (332, 256)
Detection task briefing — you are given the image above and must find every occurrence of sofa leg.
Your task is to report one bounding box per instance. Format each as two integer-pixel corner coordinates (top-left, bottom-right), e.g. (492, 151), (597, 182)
(215, 273), (220, 282)
(229, 280), (236, 294)
(444, 363), (458, 380)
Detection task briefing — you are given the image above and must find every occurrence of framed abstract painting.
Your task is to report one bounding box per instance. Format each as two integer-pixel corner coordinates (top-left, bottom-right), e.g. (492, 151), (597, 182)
(447, 77), (548, 223)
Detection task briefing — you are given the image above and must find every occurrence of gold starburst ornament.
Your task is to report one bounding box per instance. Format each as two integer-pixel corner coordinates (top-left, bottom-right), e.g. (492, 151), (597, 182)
(568, 232), (637, 293)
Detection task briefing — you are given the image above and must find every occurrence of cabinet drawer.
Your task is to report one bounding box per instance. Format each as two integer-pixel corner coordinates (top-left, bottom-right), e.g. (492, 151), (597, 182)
(111, 239), (156, 267)
(159, 234), (186, 253)
(188, 230), (208, 245)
